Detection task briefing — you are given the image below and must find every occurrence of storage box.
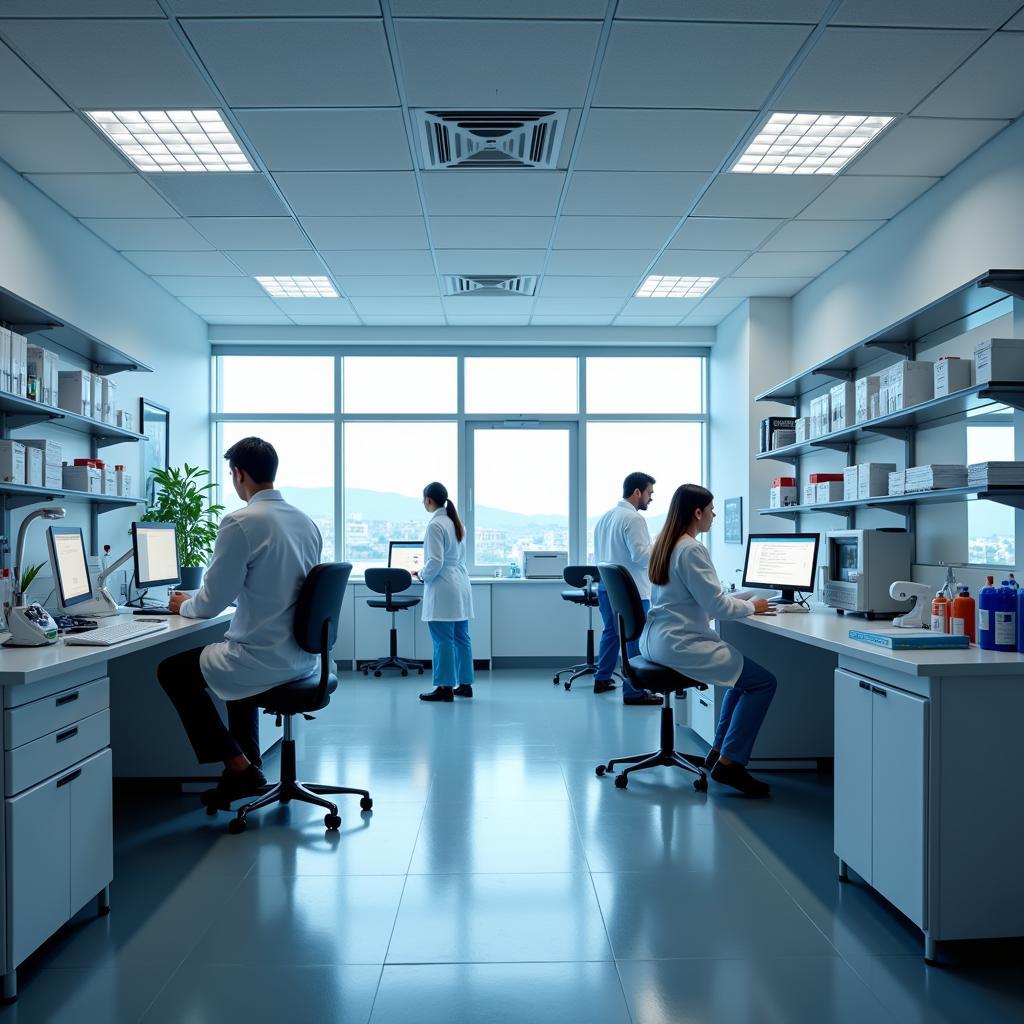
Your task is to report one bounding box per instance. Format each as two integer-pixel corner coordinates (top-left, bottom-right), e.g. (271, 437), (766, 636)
(794, 417), (811, 443)
(57, 370), (93, 417)
(816, 480), (845, 503)
(0, 440), (26, 484)
(934, 356), (973, 397)
(26, 345), (59, 407)
(9, 332), (27, 400)
(855, 375), (880, 424)
(905, 464), (968, 492)
(857, 462), (897, 499)
(17, 438), (62, 466)
(101, 466), (117, 496)
(44, 463), (63, 489)
(115, 467), (133, 497)
(89, 375), (103, 422)
(880, 360), (934, 413)
(99, 377), (117, 424)
(770, 477), (798, 508)
(829, 381), (855, 431)
(803, 483), (817, 505)
(770, 428), (796, 449)
(115, 408), (134, 431)
(809, 393), (833, 437)
(62, 464), (101, 493)
(888, 470), (906, 496)
(24, 446), (42, 488)
(0, 327), (11, 393)
(974, 338), (1024, 385)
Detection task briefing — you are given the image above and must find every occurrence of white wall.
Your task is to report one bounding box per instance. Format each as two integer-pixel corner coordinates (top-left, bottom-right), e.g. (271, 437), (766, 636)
(0, 160), (210, 591)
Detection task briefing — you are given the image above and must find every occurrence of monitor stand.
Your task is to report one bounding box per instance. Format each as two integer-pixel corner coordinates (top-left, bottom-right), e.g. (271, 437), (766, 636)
(66, 586), (122, 618)
(768, 589), (797, 606)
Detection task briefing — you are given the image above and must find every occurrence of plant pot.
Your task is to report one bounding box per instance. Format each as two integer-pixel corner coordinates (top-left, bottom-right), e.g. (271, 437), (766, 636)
(179, 566), (205, 591)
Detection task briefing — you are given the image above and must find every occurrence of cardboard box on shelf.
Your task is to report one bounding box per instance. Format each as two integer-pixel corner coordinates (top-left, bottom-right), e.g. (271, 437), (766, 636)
(0, 440), (26, 484)
(855, 375), (880, 424)
(816, 480), (845, 503)
(888, 470), (906, 496)
(9, 332), (28, 400)
(803, 483), (817, 505)
(24, 446), (42, 488)
(794, 417), (811, 443)
(101, 466), (117, 496)
(115, 409), (134, 431)
(858, 462), (897, 499)
(62, 463), (101, 494)
(26, 345), (60, 407)
(0, 327), (11, 393)
(17, 438), (62, 466)
(770, 477), (798, 508)
(829, 381), (855, 431)
(843, 465), (859, 501)
(879, 360), (934, 414)
(58, 370), (93, 417)
(44, 463), (63, 489)
(934, 356), (973, 398)
(974, 338), (1024, 385)
(115, 466), (133, 498)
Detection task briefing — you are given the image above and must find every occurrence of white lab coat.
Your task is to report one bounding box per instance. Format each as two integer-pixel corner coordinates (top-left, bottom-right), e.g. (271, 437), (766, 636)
(639, 534), (756, 688)
(180, 490), (323, 701)
(594, 499), (653, 601)
(420, 508), (474, 622)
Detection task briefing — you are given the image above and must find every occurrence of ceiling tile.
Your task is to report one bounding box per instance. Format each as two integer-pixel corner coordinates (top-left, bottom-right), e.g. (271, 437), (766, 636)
(692, 175), (829, 218)
(153, 276), (266, 298)
(300, 216), (428, 250)
(392, 1), (604, 14)
(274, 172), (421, 216)
(435, 250), (546, 275)
(181, 18), (398, 106)
(546, 250), (656, 275)
(562, 171), (706, 216)
(576, 109), (755, 172)
(236, 109), (411, 171)
(735, 251), (845, 276)
(430, 216), (553, 248)
(442, 296), (535, 315)
(554, 216), (678, 249)
(322, 250), (436, 275)
(81, 218), (215, 251)
(224, 250), (328, 275)
(446, 315), (533, 326)
(27, 173), (177, 217)
(397, 19), (602, 107)
(2, 1), (164, 13)
(286, 314), (363, 325)
(339, 276), (440, 296)
(532, 315), (617, 325)
(595, 21), (810, 108)
(619, 297), (701, 317)
(762, 219), (885, 251)
(533, 297), (625, 315)
(0, 40), (66, 111)
(0, 113), (127, 172)
(0, 19), (216, 107)
(422, 172), (565, 216)
(684, 316), (723, 326)
(538, 277), (637, 297)
(616, 0), (829, 19)
(191, 217), (311, 250)
(612, 315), (684, 326)
(773, 27), (985, 114)
(651, 250), (749, 277)
(146, 174), (288, 217)
(270, 298), (356, 315)
(171, 1), (380, 13)
(203, 314), (293, 325)
(914, 32), (1024, 119)
(122, 251), (242, 276)
(797, 175), (937, 219)
(181, 296), (282, 316)
(832, 0), (1021, 29)
(848, 116), (1008, 176)
(361, 315), (446, 325)
(350, 297), (445, 315)
(1007, 10), (1024, 29)
(670, 217), (783, 250)
(713, 276), (812, 297)
(689, 296), (744, 316)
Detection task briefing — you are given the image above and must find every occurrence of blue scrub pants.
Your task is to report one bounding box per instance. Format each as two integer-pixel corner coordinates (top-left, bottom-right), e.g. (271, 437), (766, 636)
(428, 620), (474, 688)
(596, 584), (647, 699)
(712, 656), (778, 766)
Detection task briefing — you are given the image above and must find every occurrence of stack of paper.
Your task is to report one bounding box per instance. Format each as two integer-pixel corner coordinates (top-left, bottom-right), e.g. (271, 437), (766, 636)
(968, 461), (1024, 488)
(905, 464), (968, 492)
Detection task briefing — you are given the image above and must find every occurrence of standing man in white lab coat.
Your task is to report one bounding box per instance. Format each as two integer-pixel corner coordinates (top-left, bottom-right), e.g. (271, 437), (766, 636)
(592, 471), (663, 705)
(158, 437), (323, 802)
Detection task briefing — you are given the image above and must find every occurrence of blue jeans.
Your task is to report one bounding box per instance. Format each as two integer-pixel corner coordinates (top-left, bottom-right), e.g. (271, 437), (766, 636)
(596, 584), (648, 699)
(712, 656), (778, 766)
(428, 620), (474, 688)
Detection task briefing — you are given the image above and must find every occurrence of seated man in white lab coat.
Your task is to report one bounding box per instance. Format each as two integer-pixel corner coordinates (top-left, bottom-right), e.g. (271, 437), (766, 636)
(157, 437), (323, 801)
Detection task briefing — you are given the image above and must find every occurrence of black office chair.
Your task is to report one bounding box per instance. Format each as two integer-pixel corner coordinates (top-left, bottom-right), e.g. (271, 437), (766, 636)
(362, 567), (424, 678)
(595, 563), (709, 792)
(553, 565), (622, 691)
(205, 562), (373, 834)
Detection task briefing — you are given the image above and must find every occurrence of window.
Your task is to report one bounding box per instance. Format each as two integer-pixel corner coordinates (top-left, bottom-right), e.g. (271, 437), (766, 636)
(344, 356), (456, 413)
(464, 357), (578, 413)
(586, 357), (703, 414)
(218, 355), (333, 413)
(967, 411), (1015, 567)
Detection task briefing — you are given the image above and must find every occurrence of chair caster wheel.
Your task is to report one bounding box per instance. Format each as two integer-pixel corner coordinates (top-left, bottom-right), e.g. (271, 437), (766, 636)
(374, 671), (382, 678)
(360, 796), (373, 811)
(401, 669), (408, 677)
(324, 813), (341, 830)
(595, 765), (606, 777)
(418, 668), (424, 675)
(362, 669), (368, 676)
(614, 774), (628, 789)
(694, 776), (708, 792)
(564, 681), (571, 691)
(553, 676), (559, 685)
(228, 817), (246, 835)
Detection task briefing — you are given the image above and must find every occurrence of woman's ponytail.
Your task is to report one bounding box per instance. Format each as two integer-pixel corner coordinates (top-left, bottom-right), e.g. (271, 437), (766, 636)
(423, 481), (465, 543)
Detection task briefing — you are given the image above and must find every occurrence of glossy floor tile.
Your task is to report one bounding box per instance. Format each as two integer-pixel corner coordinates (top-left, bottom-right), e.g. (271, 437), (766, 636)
(6, 670), (1021, 1023)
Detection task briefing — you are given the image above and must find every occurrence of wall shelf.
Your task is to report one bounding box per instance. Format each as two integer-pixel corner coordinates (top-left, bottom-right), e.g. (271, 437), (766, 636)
(757, 485), (1024, 520)
(0, 482), (144, 513)
(0, 391), (145, 447)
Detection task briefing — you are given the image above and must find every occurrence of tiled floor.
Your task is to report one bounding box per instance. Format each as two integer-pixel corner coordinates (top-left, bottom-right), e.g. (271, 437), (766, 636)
(3, 670), (1022, 1023)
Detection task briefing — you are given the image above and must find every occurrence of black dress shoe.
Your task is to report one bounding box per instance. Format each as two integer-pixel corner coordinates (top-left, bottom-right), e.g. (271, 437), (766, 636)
(703, 748), (721, 772)
(453, 684), (474, 698)
(593, 679), (617, 694)
(623, 691), (663, 706)
(420, 686), (454, 702)
(215, 765), (268, 802)
(711, 761), (770, 798)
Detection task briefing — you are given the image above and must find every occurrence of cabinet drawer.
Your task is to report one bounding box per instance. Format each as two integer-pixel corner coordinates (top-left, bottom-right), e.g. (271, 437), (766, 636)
(5, 677), (109, 751)
(690, 689), (717, 744)
(5, 709), (109, 797)
(69, 749), (113, 915)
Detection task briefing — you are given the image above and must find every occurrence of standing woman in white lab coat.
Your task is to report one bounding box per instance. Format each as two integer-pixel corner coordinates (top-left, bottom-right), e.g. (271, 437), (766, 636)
(417, 481), (474, 702)
(640, 484), (777, 797)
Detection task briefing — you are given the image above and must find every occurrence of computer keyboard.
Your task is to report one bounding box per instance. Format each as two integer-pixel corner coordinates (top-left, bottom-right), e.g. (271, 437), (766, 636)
(64, 620), (169, 647)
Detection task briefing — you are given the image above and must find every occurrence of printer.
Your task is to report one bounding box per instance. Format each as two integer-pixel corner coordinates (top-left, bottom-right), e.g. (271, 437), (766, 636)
(522, 550), (568, 579)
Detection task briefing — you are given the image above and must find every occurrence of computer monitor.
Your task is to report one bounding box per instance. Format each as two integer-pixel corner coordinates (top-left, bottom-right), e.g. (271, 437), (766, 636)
(47, 526), (94, 609)
(132, 522), (180, 589)
(742, 533), (820, 605)
(388, 540), (424, 576)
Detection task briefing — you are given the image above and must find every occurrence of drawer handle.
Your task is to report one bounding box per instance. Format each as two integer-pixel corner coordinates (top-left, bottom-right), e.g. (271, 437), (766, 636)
(698, 698), (709, 708)
(56, 727), (79, 743)
(858, 681), (871, 691)
(871, 685), (887, 697)
(56, 769), (81, 788)
(56, 691), (80, 707)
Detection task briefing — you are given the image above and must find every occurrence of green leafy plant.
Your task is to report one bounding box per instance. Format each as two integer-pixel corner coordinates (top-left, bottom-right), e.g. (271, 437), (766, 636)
(142, 464), (225, 569)
(18, 563), (45, 596)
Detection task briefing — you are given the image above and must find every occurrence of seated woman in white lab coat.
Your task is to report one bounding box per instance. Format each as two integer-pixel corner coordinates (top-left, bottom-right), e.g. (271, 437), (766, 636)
(640, 484), (777, 797)
(416, 481), (475, 703)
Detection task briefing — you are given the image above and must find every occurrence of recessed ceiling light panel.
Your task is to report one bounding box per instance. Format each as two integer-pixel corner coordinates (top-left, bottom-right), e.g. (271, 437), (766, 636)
(256, 276), (338, 299)
(85, 109), (253, 172)
(635, 276), (718, 299)
(731, 113), (893, 175)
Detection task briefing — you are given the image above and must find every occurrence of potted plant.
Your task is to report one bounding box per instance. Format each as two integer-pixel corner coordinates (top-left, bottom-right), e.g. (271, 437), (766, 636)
(142, 464), (224, 591)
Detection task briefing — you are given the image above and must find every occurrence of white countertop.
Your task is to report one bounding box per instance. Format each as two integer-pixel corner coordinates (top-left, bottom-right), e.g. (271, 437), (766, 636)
(351, 576), (567, 585)
(729, 608), (1024, 678)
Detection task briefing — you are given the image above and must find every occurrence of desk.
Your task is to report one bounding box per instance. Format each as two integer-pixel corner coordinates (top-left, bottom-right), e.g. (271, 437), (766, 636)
(0, 611), (233, 999)
(718, 610), (1024, 960)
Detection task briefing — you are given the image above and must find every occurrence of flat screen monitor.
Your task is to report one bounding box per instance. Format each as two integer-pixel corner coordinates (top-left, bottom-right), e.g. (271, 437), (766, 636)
(742, 533), (820, 604)
(47, 526), (94, 609)
(388, 541), (424, 576)
(132, 522), (180, 589)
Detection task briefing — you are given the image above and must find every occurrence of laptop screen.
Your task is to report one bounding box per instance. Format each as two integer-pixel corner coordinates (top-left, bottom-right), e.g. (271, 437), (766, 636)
(388, 541), (424, 575)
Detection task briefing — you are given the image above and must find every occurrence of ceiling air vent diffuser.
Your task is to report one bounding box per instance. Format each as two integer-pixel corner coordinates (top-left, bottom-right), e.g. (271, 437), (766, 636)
(416, 111), (566, 170)
(443, 275), (538, 296)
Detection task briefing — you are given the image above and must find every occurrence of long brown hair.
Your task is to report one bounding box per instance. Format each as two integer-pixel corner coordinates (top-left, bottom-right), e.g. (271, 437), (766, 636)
(648, 484), (713, 585)
(423, 481), (464, 542)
